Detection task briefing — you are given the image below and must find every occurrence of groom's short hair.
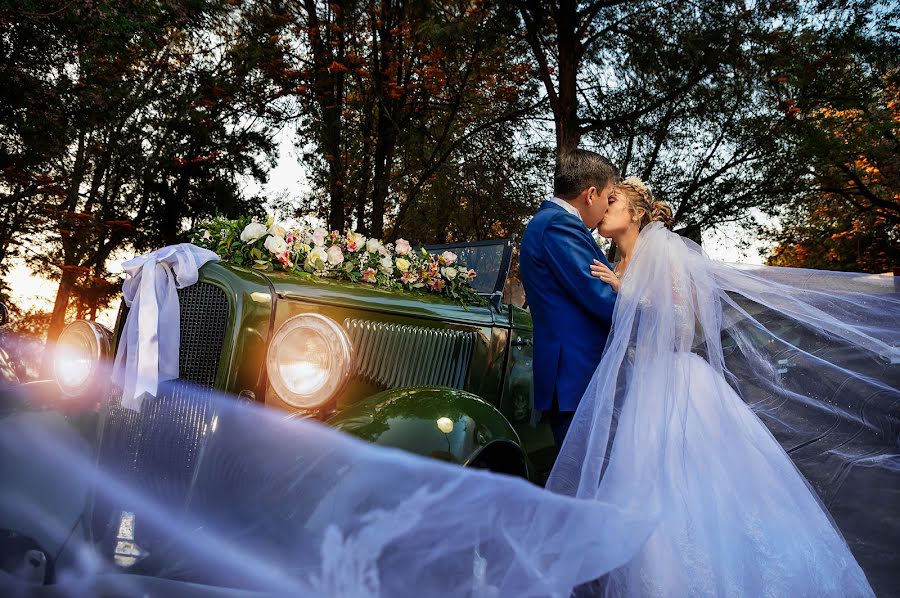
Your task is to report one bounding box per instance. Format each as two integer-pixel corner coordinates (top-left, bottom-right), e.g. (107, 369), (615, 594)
(554, 149), (619, 200)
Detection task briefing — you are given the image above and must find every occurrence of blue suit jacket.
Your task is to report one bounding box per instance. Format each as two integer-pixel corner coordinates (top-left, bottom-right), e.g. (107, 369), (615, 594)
(519, 201), (616, 412)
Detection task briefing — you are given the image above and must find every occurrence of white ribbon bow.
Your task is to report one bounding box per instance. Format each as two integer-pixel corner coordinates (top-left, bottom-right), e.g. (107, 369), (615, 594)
(111, 243), (220, 411)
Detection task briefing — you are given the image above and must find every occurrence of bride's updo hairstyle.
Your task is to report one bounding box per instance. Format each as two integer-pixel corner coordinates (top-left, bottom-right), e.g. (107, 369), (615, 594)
(616, 176), (675, 230)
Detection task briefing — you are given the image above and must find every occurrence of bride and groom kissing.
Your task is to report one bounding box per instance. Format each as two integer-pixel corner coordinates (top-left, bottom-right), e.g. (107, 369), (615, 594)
(518, 149), (876, 596)
(520, 149), (671, 449)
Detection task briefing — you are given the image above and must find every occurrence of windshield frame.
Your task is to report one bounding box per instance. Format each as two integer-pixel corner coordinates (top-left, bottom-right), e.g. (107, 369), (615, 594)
(423, 237), (515, 298)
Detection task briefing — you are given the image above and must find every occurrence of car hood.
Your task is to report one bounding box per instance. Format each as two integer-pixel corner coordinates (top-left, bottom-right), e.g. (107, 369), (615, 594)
(255, 267), (500, 327)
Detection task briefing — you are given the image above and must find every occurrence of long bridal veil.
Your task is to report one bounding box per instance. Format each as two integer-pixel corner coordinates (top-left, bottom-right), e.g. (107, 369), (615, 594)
(1, 225), (897, 596)
(548, 222), (896, 596)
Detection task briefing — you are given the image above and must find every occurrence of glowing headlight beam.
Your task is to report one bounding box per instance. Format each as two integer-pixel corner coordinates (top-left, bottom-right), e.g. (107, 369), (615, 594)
(53, 320), (112, 397)
(266, 314), (354, 410)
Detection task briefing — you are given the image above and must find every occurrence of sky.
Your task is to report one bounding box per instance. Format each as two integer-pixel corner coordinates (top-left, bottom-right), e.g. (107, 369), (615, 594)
(3, 130), (771, 322)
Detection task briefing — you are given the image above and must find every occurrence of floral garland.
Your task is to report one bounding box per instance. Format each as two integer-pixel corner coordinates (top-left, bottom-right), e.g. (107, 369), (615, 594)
(192, 215), (484, 306)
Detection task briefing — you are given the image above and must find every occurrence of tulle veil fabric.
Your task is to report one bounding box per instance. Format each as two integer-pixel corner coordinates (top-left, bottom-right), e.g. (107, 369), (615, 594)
(548, 222), (896, 596)
(1, 223), (897, 596)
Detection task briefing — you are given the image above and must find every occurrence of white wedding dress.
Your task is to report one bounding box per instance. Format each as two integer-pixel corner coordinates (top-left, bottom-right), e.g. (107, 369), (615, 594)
(548, 222), (885, 597)
(2, 226), (897, 596)
(589, 347), (872, 596)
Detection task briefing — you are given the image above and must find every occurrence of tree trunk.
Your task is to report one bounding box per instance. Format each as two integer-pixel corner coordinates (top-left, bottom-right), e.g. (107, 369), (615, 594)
(354, 105), (375, 234)
(370, 107), (397, 240)
(47, 268), (77, 342)
(46, 126), (89, 345)
(519, 0), (583, 157)
(555, 0), (582, 156)
(367, 5), (400, 240)
(303, 0), (348, 232)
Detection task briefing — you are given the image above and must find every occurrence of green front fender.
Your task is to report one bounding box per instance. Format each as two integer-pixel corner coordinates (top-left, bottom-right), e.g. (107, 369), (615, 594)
(326, 387), (531, 480)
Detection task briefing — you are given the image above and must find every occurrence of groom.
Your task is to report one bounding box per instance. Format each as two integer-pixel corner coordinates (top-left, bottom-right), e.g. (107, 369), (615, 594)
(520, 149), (618, 452)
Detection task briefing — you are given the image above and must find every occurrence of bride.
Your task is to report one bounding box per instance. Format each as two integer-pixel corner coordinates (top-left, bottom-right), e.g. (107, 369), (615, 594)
(558, 176), (879, 596)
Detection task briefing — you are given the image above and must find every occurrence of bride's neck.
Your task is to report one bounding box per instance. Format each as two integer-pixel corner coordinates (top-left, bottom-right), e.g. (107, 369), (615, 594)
(613, 227), (639, 262)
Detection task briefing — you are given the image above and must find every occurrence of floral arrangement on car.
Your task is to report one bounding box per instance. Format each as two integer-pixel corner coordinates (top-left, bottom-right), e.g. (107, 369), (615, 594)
(192, 215), (484, 306)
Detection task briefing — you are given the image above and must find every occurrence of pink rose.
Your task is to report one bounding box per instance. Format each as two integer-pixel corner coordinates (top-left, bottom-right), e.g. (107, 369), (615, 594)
(440, 251), (458, 265)
(395, 238), (411, 256)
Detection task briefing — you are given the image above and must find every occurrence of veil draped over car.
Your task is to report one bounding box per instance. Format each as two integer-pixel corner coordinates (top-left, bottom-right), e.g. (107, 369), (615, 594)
(1, 224), (898, 596)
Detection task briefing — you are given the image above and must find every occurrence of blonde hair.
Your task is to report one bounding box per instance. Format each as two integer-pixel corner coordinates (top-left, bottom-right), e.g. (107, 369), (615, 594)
(616, 176), (674, 230)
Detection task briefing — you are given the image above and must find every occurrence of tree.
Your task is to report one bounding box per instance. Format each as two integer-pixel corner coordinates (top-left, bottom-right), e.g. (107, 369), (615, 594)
(0, 0), (79, 299)
(0, 1), (278, 343)
(248, 0), (546, 238)
(763, 4), (899, 272)
(765, 200), (897, 273)
(514, 1), (885, 239)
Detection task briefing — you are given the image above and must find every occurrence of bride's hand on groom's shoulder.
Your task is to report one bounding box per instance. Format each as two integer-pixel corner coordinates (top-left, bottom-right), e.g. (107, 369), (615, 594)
(590, 260), (620, 293)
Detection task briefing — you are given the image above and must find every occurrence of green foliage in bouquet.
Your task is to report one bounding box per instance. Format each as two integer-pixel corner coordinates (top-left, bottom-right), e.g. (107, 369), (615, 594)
(192, 215), (485, 307)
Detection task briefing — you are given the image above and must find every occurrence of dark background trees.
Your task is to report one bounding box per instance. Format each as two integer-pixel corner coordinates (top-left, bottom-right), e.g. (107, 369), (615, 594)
(0, 0), (896, 344)
(763, 3), (899, 272)
(1, 1), (277, 344)
(516, 1), (897, 242)
(243, 0), (546, 239)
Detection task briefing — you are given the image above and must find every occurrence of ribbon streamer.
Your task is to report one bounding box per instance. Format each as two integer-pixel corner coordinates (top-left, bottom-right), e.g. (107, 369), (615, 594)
(111, 243), (220, 411)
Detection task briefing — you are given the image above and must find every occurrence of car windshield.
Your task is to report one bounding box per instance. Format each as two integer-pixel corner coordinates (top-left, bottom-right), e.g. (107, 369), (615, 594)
(424, 239), (513, 296)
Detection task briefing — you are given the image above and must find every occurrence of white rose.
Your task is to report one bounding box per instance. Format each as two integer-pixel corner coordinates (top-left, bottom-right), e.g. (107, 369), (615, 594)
(264, 235), (288, 255)
(395, 238), (411, 256)
(326, 245), (344, 266)
(440, 251), (458, 265)
(268, 222), (287, 238)
(378, 255), (394, 274)
(306, 246), (328, 270)
(312, 227), (327, 247)
(240, 222), (268, 243)
(395, 258), (410, 273)
(367, 238), (383, 254)
(442, 267), (458, 280)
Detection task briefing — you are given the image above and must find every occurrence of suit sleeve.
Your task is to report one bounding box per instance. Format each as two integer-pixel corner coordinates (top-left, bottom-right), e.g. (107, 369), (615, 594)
(542, 216), (617, 324)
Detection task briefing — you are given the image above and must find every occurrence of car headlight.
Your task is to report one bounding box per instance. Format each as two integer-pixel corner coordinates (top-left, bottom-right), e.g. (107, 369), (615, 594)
(54, 320), (111, 396)
(266, 314), (354, 409)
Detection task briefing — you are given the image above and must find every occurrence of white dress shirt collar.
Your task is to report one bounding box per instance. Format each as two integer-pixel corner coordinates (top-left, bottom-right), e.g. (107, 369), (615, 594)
(548, 197), (584, 223)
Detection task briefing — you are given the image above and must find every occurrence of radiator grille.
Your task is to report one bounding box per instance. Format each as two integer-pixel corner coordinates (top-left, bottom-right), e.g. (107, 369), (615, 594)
(92, 282), (229, 561)
(344, 318), (475, 389)
(176, 282), (231, 386)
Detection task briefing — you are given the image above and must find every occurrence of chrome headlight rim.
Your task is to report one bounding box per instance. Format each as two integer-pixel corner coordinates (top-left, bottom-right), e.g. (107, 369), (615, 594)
(266, 313), (354, 410)
(53, 319), (112, 397)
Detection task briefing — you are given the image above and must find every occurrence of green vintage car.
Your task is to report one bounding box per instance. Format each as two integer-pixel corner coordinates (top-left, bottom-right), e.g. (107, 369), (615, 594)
(4, 238), (556, 584)
(27, 239), (554, 492)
